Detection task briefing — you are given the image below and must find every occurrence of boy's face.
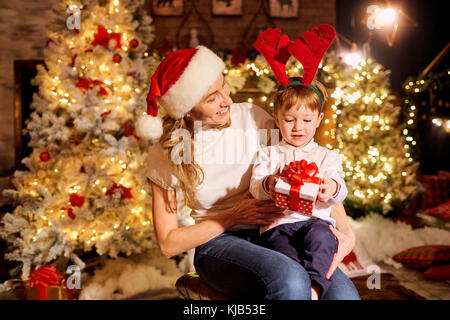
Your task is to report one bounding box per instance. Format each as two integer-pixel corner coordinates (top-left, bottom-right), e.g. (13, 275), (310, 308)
(273, 103), (324, 148)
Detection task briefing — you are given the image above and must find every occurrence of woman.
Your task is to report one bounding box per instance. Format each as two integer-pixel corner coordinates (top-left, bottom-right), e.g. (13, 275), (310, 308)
(137, 45), (360, 299)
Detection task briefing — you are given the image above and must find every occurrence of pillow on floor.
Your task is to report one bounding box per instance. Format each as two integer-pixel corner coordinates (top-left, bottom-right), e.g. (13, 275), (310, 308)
(419, 175), (449, 210)
(426, 199), (450, 220)
(392, 245), (450, 270)
(438, 170), (450, 178)
(423, 264), (450, 281)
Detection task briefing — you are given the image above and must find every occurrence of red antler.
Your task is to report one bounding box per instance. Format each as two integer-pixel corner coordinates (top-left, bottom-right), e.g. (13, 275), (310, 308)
(253, 28), (293, 87)
(288, 24), (336, 85)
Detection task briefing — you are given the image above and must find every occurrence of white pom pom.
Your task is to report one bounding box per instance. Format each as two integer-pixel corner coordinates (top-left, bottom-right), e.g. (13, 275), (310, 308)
(136, 114), (163, 140)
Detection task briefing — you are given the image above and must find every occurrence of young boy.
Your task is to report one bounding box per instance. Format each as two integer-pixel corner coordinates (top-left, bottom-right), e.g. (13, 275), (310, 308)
(249, 77), (348, 300)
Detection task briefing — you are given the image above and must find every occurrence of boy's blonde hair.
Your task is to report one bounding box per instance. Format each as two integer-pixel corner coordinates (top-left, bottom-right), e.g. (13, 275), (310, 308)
(273, 77), (328, 115)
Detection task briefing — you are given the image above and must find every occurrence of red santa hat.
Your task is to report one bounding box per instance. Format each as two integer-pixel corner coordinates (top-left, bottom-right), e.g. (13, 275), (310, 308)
(137, 45), (225, 140)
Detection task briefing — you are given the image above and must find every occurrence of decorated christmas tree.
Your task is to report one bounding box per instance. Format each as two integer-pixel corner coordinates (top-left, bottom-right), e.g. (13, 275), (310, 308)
(0, 0), (173, 281)
(332, 56), (422, 214)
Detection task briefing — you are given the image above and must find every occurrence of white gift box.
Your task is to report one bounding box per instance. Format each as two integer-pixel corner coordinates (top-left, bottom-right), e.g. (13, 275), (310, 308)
(274, 176), (320, 201)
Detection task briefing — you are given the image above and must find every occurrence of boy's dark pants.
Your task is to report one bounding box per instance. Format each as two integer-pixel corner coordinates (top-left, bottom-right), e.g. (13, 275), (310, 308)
(258, 218), (337, 298)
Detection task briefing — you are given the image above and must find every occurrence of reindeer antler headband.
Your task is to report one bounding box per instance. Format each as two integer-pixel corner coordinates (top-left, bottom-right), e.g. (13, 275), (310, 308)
(253, 24), (336, 109)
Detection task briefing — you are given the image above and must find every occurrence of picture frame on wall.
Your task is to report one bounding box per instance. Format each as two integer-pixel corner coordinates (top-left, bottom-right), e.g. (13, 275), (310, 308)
(212, 0), (243, 16)
(152, 0), (183, 16)
(269, 0), (299, 18)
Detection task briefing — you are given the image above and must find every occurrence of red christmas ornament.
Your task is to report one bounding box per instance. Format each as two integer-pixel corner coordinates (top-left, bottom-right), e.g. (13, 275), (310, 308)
(69, 193), (85, 207)
(40, 152), (51, 162)
(130, 39), (139, 48)
(46, 39), (54, 47)
(113, 54), (122, 63)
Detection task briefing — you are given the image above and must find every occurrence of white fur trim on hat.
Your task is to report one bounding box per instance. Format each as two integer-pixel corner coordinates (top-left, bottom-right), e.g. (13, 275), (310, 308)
(159, 46), (225, 119)
(136, 114), (163, 141)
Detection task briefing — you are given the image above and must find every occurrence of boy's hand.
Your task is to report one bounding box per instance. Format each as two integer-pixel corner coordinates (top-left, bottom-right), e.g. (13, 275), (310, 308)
(317, 175), (338, 202)
(265, 162), (282, 201)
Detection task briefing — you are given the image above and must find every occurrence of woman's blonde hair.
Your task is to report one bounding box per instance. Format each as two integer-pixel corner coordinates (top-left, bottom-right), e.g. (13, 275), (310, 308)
(274, 77), (328, 115)
(158, 114), (231, 209)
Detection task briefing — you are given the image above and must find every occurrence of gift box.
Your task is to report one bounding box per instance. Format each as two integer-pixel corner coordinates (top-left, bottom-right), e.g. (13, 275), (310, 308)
(274, 160), (322, 215)
(25, 265), (77, 300)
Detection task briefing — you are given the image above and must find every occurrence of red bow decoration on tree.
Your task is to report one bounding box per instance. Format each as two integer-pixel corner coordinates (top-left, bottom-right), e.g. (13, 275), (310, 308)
(71, 53), (78, 68)
(231, 47), (248, 67)
(61, 207), (76, 219)
(280, 160), (322, 211)
(29, 265), (65, 300)
(157, 38), (174, 55)
(105, 182), (133, 199)
(69, 193), (85, 207)
(253, 25), (335, 86)
(91, 24), (122, 49)
(75, 78), (108, 95)
(124, 120), (140, 140)
(100, 110), (112, 123)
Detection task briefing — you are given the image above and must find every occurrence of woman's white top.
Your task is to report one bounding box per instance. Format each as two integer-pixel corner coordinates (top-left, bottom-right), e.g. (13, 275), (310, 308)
(250, 139), (348, 231)
(146, 102), (275, 230)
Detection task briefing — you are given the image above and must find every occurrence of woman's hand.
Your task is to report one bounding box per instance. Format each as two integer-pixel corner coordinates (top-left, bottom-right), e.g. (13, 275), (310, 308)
(326, 224), (356, 279)
(317, 175), (338, 202)
(216, 190), (285, 229)
(266, 174), (280, 201)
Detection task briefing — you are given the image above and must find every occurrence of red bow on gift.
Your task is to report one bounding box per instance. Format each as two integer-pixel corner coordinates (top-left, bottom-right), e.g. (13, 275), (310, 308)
(280, 160), (321, 212)
(29, 265), (64, 300)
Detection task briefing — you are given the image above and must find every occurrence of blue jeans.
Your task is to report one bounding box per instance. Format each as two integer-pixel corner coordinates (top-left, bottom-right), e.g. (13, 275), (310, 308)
(194, 230), (360, 300)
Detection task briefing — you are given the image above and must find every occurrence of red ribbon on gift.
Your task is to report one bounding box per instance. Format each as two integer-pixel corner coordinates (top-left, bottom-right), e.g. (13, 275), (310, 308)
(29, 265), (64, 300)
(280, 160), (321, 212)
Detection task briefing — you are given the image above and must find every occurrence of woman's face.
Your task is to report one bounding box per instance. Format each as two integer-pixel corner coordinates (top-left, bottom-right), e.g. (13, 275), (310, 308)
(189, 74), (233, 125)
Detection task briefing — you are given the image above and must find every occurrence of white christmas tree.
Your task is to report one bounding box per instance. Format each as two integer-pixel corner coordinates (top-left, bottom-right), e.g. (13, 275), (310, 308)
(0, 0), (169, 280)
